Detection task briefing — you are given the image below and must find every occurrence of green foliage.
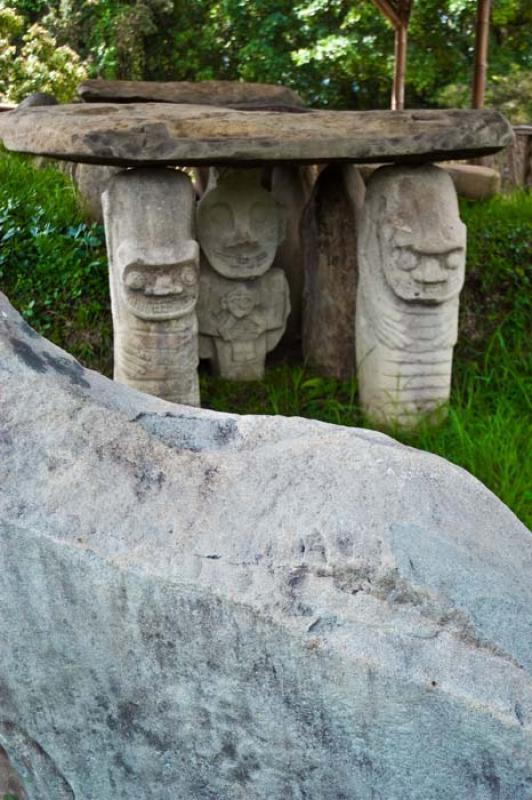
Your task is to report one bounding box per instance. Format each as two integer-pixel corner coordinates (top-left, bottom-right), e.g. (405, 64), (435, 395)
(0, 4), (87, 102)
(438, 65), (532, 124)
(0, 148), (112, 373)
(1, 0), (531, 112)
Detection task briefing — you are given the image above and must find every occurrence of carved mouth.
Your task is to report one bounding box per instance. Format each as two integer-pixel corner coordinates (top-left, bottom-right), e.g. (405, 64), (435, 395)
(215, 248), (268, 268)
(124, 291), (196, 320)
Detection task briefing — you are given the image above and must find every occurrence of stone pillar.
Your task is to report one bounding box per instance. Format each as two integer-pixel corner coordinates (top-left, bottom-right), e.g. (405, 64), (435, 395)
(102, 167), (200, 406)
(356, 164), (466, 428)
(302, 164), (365, 380)
(196, 169), (290, 380)
(271, 165), (316, 343)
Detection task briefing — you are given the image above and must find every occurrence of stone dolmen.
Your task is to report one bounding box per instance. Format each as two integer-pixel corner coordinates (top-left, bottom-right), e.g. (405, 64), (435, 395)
(0, 93), (513, 424)
(0, 292), (531, 799)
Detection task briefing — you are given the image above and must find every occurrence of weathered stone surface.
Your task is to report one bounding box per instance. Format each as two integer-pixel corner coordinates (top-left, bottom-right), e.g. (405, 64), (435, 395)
(442, 162), (501, 199)
(360, 161), (502, 199)
(271, 165), (317, 342)
(103, 167), (200, 405)
(302, 164), (365, 379)
(198, 264), (290, 380)
(0, 104), (514, 166)
(0, 746), (26, 799)
(1, 293), (531, 799)
(196, 169), (285, 279)
(197, 169), (290, 379)
(481, 125), (532, 191)
(71, 162), (120, 223)
(356, 164), (466, 427)
(77, 79), (305, 111)
(16, 92), (58, 109)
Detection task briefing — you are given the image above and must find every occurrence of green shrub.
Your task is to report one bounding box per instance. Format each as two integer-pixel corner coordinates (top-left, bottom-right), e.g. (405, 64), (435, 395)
(0, 8), (87, 103)
(0, 149), (112, 373)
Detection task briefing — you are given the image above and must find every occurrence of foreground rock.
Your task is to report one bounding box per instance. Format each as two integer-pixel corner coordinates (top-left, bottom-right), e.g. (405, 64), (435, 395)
(0, 104), (513, 166)
(0, 293), (530, 799)
(77, 79), (306, 111)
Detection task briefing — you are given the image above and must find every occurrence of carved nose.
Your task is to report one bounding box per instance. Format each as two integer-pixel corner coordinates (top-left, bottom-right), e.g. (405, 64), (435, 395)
(231, 221), (257, 246)
(417, 258), (446, 284)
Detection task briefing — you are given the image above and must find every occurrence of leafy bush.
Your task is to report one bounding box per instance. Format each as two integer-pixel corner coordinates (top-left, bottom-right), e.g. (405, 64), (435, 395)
(438, 67), (532, 124)
(0, 149), (112, 372)
(0, 6), (87, 103)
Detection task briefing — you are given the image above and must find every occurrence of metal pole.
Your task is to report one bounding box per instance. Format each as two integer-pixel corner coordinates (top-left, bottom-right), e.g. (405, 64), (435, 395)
(472, 0), (491, 108)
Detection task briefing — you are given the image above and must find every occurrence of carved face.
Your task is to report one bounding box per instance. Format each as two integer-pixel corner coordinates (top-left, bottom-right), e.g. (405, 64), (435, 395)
(371, 169), (466, 304)
(197, 173), (284, 278)
(380, 219), (466, 303)
(117, 240), (199, 321)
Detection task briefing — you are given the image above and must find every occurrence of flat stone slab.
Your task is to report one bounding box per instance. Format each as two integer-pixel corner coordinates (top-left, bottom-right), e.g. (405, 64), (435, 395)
(0, 103), (513, 166)
(77, 79), (306, 111)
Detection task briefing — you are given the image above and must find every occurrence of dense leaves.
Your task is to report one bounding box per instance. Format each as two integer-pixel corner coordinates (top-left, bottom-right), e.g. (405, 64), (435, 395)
(0, 0), (531, 117)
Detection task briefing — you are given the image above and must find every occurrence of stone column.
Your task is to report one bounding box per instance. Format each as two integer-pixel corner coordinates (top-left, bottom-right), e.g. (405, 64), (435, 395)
(302, 164), (365, 380)
(356, 164), (466, 428)
(196, 169), (290, 380)
(103, 167), (200, 406)
(271, 165), (316, 343)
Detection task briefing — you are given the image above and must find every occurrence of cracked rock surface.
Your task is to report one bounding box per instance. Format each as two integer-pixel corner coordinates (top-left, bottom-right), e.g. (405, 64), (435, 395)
(0, 291), (530, 799)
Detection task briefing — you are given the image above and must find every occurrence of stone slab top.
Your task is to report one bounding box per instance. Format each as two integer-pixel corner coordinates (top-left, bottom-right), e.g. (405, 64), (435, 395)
(77, 79), (306, 111)
(0, 103), (513, 167)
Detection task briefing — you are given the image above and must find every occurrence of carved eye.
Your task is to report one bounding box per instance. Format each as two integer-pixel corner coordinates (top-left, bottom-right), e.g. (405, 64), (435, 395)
(208, 203), (233, 230)
(251, 202), (275, 233)
(396, 247), (417, 271)
(446, 251), (463, 270)
(125, 271), (145, 290)
(181, 265), (197, 286)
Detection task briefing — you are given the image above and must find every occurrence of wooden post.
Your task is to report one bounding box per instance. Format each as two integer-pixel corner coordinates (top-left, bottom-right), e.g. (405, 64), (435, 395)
(472, 0), (491, 108)
(392, 22), (407, 110)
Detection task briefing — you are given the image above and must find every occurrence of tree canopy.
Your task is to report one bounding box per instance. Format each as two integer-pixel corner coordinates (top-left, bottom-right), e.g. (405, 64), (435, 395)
(1, 0), (531, 120)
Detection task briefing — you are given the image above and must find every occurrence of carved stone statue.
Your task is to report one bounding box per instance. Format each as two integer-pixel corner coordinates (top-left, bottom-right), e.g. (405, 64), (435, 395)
(356, 164), (466, 427)
(103, 167), (200, 405)
(196, 169), (290, 379)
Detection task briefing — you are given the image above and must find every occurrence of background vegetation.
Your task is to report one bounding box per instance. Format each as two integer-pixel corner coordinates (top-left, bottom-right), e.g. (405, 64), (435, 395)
(0, 149), (530, 527)
(0, 0), (531, 119)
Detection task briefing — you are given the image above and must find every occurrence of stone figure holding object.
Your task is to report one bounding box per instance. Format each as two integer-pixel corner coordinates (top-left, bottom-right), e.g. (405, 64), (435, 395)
(103, 167), (200, 406)
(356, 164), (466, 427)
(196, 169), (290, 380)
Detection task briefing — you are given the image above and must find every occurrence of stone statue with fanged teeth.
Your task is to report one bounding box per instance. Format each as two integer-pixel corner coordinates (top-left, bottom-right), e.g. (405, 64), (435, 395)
(196, 170), (290, 380)
(356, 164), (466, 428)
(103, 167), (200, 405)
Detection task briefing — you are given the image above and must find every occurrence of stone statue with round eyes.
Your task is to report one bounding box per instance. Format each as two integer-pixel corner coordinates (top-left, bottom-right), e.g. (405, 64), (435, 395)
(103, 168), (200, 405)
(356, 164), (466, 428)
(196, 169), (290, 380)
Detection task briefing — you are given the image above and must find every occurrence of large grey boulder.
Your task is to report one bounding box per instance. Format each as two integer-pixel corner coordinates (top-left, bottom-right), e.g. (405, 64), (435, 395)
(0, 292), (530, 800)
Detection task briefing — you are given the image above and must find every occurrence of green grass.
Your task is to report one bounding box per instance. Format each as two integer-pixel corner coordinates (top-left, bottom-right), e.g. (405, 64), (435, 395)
(0, 149), (530, 527)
